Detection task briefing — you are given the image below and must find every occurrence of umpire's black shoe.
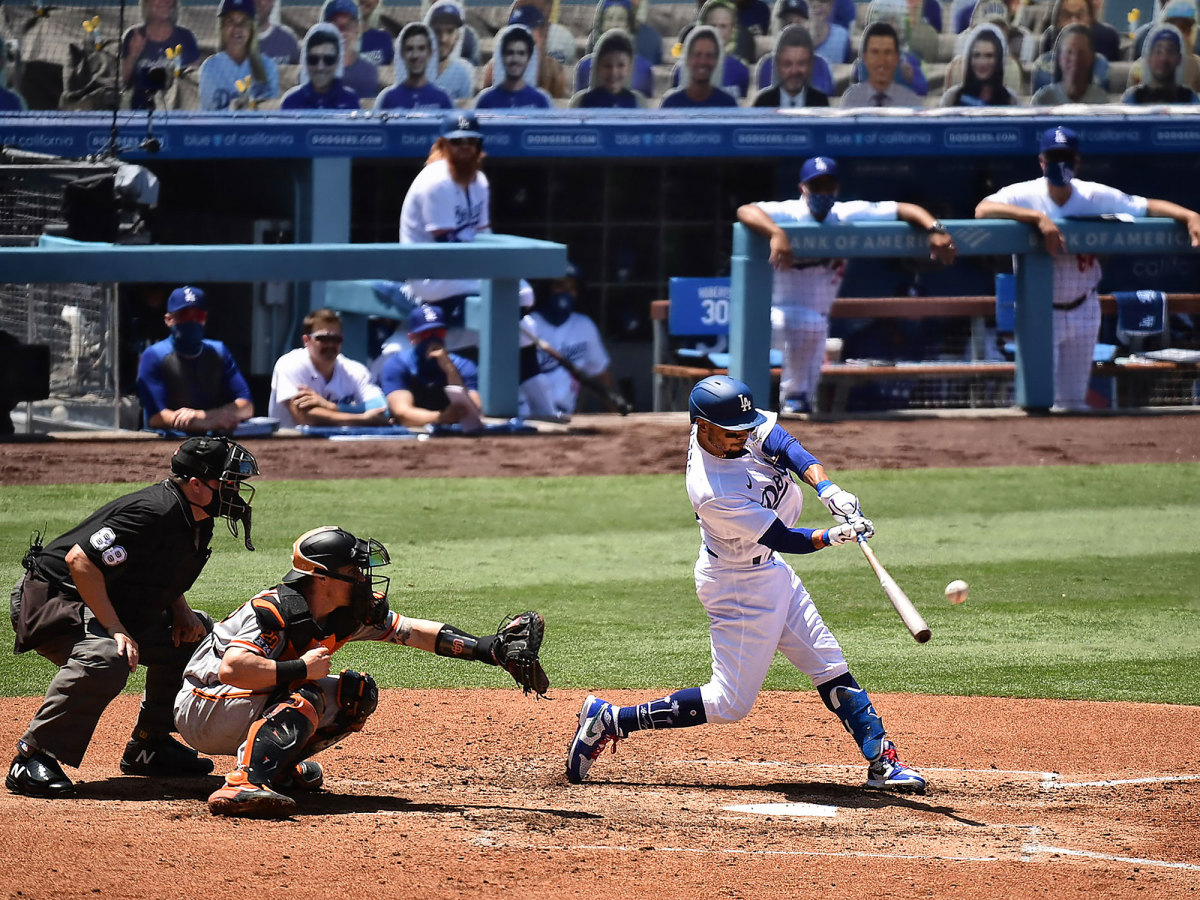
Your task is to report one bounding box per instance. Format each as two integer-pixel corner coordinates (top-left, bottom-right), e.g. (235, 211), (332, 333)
(6, 750), (75, 798)
(120, 734), (214, 777)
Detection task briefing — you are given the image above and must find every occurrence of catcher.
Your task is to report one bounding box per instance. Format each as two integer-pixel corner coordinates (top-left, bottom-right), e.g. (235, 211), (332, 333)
(173, 525), (548, 818)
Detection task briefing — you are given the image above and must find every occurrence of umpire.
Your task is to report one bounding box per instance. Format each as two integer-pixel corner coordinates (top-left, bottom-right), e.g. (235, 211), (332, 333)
(6, 436), (259, 798)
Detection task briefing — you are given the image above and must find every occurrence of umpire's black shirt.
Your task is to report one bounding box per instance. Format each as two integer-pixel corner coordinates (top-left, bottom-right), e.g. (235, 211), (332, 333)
(34, 480), (214, 633)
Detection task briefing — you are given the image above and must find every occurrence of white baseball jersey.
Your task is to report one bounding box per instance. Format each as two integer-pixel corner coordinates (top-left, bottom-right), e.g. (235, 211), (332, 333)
(525, 310), (610, 415)
(685, 414), (849, 723)
(174, 585), (409, 755)
(752, 198), (900, 314)
(268, 347), (385, 428)
(401, 159), (491, 304)
(983, 178), (1148, 300)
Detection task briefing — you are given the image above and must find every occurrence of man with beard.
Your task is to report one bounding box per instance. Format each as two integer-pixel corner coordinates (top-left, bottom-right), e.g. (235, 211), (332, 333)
(135, 286), (254, 434)
(375, 22), (454, 110)
(267, 309), (389, 429)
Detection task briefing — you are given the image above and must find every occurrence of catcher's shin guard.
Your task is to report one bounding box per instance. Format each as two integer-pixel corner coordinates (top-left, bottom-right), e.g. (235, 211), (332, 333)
(819, 674), (886, 762)
(303, 669), (378, 758)
(240, 683), (323, 787)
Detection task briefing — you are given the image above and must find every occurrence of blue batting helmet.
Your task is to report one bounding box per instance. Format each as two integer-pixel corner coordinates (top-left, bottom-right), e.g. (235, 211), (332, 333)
(688, 375), (767, 430)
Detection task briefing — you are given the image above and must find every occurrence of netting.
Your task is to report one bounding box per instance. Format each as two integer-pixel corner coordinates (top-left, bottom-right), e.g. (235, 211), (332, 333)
(0, 151), (122, 430)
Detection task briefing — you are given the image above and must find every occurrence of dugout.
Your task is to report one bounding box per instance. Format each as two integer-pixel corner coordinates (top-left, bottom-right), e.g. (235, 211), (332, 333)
(4, 110), (1200, 415)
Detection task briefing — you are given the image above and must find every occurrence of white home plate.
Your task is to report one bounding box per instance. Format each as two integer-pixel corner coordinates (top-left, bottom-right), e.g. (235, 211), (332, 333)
(723, 803), (838, 818)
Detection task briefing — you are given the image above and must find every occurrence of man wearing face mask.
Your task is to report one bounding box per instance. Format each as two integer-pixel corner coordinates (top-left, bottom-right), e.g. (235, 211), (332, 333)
(379, 304), (485, 431)
(977, 126), (1200, 411)
(136, 286), (255, 435)
(7, 436), (259, 798)
(520, 265), (613, 420)
(737, 156), (956, 414)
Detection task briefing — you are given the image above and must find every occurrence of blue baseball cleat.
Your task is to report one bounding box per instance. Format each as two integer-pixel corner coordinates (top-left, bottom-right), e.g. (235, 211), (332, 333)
(866, 740), (926, 793)
(566, 694), (621, 784)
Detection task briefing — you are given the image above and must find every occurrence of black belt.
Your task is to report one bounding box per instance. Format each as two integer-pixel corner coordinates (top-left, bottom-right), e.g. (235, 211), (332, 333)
(1053, 294), (1089, 311)
(705, 545), (767, 566)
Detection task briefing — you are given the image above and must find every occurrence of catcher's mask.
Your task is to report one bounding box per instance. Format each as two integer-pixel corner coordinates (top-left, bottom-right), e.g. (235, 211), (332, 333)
(171, 436), (259, 548)
(282, 525), (392, 604)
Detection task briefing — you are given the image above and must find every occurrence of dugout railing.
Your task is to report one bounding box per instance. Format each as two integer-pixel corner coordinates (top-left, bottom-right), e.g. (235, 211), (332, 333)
(652, 294), (1200, 414)
(0, 233), (567, 422)
(728, 218), (1200, 412)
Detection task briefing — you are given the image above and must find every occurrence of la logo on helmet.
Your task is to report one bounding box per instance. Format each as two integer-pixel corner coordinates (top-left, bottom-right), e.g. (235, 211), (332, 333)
(739, 395), (751, 412)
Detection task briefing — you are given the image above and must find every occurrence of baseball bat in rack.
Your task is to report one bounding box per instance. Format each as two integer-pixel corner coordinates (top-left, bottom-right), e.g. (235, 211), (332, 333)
(520, 325), (633, 415)
(857, 537), (931, 643)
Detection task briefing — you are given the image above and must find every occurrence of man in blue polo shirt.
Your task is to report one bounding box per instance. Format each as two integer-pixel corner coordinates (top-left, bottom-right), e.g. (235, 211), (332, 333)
(380, 305), (484, 431)
(135, 286), (254, 434)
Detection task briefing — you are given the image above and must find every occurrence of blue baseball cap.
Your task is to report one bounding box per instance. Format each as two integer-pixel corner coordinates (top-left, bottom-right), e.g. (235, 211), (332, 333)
(409, 304), (447, 334)
(167, 286), (206, 314)
(217, 0), (254, 17)
(1039, 126), (1079, 154)
(800, 156), (838, 183)
(778, 0), (809, 17)
(322, 0), (359, 21)
(441, 111), (482, 140)
(509, 4), (545, 28)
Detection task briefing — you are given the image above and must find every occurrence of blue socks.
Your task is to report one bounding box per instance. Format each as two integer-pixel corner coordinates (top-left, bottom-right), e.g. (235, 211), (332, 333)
(616, 687), (707, 734)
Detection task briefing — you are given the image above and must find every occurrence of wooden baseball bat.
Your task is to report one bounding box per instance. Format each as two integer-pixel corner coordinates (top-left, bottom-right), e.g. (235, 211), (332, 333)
(520, 325), (633, 415)
(857, 537), (931, 644)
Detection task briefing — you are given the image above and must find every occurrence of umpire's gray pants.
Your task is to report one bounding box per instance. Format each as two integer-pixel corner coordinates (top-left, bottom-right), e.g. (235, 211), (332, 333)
(21, 606), (212, 769)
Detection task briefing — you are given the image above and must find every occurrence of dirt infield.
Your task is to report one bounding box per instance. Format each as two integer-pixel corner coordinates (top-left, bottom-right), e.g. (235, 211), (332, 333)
(3, 412), (1199, 899)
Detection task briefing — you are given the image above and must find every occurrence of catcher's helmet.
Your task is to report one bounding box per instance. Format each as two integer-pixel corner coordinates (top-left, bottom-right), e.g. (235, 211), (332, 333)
(688, 375), (767, 430)
(282, 526), (390, 588)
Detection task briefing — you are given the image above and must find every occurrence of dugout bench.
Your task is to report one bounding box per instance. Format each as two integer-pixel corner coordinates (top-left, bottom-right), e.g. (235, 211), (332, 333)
(652, 286), (1200, 414)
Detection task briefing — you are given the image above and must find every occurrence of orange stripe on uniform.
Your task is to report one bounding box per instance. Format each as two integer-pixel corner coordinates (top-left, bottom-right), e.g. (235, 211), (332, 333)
(251, 595), (286, 628)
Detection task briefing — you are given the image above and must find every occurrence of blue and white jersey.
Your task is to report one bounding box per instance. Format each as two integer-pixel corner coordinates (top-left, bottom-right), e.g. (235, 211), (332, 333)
(280, 80), (360, 109)
(400, 159), (489, 245)
(474, 83), (552, 108)
(374, 82), (454, 110)
(685, 412), (806, 566)
(198, 52), (280, 110)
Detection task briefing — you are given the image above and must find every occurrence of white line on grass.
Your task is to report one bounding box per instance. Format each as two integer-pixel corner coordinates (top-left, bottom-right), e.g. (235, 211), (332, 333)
(1024, 844), (1200, 872)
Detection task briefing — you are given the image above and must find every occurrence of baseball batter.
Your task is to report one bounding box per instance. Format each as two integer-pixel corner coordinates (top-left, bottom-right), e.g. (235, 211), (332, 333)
(977, 125), (1200, 411)
(567, 375), (926, 793)
(176, 525), (548, 818)
(737, 156), (956, 414)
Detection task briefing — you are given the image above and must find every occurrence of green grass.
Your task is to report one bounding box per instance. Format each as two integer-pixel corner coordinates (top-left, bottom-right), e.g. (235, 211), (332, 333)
(1, 463), (1197, 703)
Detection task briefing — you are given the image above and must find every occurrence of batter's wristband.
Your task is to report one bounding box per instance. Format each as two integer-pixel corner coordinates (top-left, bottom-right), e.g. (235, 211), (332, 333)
(276, 658), (307, 687)
(812, 529), (829, 550)
(815, 480), (833, 494)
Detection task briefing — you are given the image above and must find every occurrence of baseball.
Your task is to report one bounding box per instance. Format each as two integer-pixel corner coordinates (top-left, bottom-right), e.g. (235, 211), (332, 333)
(944, 579), (969, 604)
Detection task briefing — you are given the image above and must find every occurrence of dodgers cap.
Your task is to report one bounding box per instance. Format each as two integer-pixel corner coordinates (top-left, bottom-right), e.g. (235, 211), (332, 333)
(800, 156), (838, 183)
(167, 286), (206, 314)
(1039, 125), (1079, 154)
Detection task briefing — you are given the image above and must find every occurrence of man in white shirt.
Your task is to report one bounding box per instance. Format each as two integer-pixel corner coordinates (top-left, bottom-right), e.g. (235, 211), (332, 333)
(268, 308), (389, 429)
(976, 125), (1200, 410)
(737, 155), (956, 413)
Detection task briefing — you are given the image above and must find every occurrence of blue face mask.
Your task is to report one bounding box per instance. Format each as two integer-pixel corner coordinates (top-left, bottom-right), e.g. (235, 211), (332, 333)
(540, 292), (574, 327)
(1045, 160), (1075, 187)
(806, 192), (836, 221)
(171, 321), (205, 356)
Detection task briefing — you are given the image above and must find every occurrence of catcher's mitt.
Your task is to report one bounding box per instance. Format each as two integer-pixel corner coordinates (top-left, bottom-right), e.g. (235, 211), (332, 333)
(492, 611), (549, 697)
